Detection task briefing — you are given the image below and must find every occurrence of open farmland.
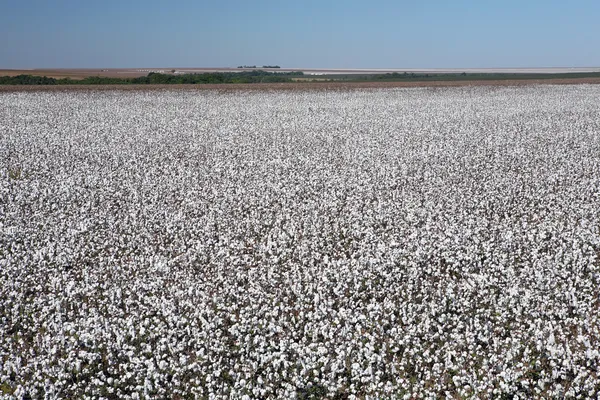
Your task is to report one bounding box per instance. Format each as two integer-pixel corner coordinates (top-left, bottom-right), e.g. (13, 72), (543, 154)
(1, 86), (600, 398)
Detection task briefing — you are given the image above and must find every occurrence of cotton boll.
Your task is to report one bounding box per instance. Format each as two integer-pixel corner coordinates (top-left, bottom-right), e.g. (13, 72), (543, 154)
(2, 86), (600, 398)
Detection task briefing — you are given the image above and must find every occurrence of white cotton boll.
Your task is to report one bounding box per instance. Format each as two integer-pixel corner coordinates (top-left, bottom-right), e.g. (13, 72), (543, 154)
(3, 86), (600, 398)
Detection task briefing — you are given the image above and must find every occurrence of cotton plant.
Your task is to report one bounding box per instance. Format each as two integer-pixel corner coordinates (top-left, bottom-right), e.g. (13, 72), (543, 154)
(1, 85), (600, 399)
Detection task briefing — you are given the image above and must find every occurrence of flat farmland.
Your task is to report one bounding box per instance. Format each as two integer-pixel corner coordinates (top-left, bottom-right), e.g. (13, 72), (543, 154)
(1, 86), (600, 398)
(2, 66), (600, 78)
(2, 67), (600, 88)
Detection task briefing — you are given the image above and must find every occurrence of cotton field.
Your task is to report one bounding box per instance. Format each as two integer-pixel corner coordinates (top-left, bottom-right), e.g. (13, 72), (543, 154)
(1, 85), (600, 399)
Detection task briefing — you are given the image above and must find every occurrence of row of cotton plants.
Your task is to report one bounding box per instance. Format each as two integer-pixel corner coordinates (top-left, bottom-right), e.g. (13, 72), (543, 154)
(1, 85), (600, 399)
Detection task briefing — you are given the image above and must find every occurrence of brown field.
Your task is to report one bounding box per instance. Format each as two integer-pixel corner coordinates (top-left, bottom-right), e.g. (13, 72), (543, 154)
(5, 67), (600, 77)
(1, 78), (600, 92)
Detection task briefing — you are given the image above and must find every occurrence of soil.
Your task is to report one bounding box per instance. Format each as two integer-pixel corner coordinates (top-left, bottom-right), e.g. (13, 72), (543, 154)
(1, 78), (600, 92)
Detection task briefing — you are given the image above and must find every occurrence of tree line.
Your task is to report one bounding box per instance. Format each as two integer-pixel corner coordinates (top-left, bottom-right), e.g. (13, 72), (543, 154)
(0, 70), (303, 85)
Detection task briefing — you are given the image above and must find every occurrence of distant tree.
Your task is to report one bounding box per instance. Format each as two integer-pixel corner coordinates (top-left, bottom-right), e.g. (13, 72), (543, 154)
(0, 75), (57, 85)
(0, 70), (302, 86)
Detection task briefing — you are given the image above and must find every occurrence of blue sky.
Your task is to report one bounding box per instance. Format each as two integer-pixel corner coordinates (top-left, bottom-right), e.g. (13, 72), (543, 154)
(1, 0), (598, 68)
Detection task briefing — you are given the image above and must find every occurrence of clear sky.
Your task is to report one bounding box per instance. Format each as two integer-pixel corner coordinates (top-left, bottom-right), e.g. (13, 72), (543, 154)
(1, 0), (598, 69)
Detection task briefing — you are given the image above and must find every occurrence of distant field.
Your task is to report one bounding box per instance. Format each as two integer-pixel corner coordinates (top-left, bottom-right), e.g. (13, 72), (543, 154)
(2, 67), (600, 81)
